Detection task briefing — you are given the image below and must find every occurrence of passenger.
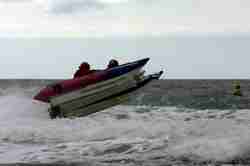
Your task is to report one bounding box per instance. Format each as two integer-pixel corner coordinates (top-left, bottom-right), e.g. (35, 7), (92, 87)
(73, 62), (91, 78)
(107, 59), (119, 69)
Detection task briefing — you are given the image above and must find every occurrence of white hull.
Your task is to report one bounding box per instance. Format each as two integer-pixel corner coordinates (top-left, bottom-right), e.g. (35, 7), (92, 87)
(63, 91), (130, 118)
(50, 68), (142, 111)
(48, 70), (163, 118)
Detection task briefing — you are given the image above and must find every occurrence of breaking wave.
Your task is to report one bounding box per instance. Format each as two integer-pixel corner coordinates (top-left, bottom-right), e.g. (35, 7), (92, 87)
(0, 80), (250, 165)
(0, 96), (249, 164)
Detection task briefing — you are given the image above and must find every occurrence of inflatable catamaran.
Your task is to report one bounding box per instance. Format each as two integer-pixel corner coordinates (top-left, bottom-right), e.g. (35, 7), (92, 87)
(34, 58), (163, 119)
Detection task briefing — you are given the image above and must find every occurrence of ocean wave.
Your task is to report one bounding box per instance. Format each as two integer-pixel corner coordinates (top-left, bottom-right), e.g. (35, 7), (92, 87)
(0, 93), (250, 164)
(0, 80), (250, 164)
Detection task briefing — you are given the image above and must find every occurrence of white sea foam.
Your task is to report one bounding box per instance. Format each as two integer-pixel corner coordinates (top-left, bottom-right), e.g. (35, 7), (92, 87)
(0, 91), (250, 164)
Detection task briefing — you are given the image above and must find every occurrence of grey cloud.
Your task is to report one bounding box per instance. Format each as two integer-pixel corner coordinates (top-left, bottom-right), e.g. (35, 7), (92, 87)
(41, 0), (163, 14)
(47, 0), (105, 14)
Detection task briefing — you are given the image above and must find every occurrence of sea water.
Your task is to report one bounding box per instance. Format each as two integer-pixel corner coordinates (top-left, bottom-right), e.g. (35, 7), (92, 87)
(0, 79), (250, 166)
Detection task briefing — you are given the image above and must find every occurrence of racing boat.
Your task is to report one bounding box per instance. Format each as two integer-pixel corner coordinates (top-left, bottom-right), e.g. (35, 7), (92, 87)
(34, 58), (163, 119)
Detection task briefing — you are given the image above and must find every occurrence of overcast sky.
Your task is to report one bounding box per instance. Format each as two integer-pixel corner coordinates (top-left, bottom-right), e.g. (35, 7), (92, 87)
(1, 0), (250, 36)
(0, 0), (250, 78)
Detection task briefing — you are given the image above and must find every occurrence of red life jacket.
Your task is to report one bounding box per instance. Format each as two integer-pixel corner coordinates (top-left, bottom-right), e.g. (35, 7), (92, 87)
(73, 62), (90, 78)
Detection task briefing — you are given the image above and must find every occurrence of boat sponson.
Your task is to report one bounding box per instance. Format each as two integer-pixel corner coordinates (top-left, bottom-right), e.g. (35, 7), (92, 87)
(58, 71), (163, 118)
(50, 68), (141, 106)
